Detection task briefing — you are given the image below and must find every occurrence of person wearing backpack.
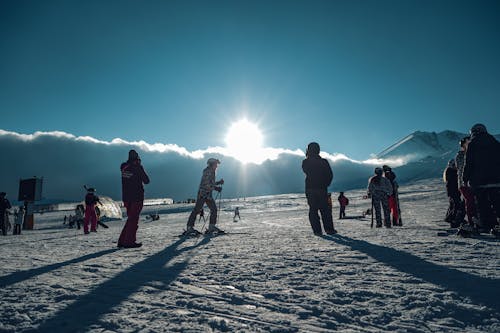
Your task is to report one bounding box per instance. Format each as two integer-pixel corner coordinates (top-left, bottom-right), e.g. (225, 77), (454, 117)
(337, 192), (349, 219)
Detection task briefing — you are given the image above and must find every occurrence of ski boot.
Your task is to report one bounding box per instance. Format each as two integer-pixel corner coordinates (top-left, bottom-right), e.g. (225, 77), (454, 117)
(205, 224), (225, 235)
(181, 227), (202, 237)
(457, 223), (474, 238)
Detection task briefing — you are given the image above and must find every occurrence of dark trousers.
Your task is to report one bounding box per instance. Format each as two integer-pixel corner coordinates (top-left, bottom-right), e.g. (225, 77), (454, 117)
(118, 201), (144, 246)
(306, 189), (335, 234)
(474, 187), (500, 230)
(459, 186), (477, 224)
(339, 206), (346, 219)
(187, 196), (217, 228)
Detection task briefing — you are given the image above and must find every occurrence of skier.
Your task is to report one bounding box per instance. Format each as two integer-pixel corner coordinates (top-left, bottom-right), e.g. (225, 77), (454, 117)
(118, 149), (150, 248)
(455, 136), (477, 226)
(382, 165), (401, 226)
(233, 207), (240, 222)
(302, 142), (337, 236)
(83, 187), (101, 234)
(0, 192), (12, 236)
(337, 192), (349, 219)
(463, 124), (500, 235)
(184, 158), (224, 235)
(443, 159), (463, 227)
(13, 206), (24, 235)
(367, 167), (393, 228)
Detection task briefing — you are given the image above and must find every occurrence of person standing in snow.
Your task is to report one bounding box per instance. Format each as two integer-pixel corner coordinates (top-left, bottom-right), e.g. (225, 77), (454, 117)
(0, 192), (12, 236)
(185, 158), (224, 235)
(463, 124), (500, 234)
(302, 142), (337, 235)
(13, 206), (24, 235)
(337, 192), (349, 219)
(83, 188), (101, 234)
(382, 165), (401, 226)
(367, 167), (393, 228)
(455, 136), (477, 226)
(443, 159), (463, 227)
(118, 149), (150, 248)
(233, 206), (240, 222)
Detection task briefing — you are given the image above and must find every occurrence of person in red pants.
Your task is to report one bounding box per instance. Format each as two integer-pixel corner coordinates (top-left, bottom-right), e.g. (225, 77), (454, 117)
(84, 188), (101, 234)
(118, 149), (150, 248)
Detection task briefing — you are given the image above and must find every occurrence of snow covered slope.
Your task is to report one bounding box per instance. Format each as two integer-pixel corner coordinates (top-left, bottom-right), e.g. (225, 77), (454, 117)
(1, 178), (498, 332)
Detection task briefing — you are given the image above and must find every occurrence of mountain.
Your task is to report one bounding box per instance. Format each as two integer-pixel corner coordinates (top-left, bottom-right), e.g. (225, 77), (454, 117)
(0, 129), (498, 202)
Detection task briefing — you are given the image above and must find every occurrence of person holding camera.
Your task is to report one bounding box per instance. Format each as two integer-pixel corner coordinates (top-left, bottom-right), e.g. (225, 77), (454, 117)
(184, 158), (224, 235)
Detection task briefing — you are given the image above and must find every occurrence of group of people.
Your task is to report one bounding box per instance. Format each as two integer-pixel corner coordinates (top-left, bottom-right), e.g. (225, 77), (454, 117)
(443, 123), (500, 236)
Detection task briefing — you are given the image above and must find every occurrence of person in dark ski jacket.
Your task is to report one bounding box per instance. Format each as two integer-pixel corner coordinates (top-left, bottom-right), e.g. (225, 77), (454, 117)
(455, 136), (477, 225)
(0, 192), (12, 235)
(83, 188), (101, 234)
(302, 142), (337, 235)
(463, 124), (500, 232)
(118, 149), (150, 248)
(443, 159), (463, 227)
(185, 158), (224, 235)
(382, 165), (400, 226)
(337, 192), (349, 219)
(367, 168), (393, 228)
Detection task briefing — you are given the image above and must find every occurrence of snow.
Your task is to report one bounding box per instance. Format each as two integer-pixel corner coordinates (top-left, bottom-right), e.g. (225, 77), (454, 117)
(1, 178), (499, 332)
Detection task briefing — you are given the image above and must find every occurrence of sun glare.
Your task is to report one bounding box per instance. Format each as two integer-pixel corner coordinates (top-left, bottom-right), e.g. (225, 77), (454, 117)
(225, 119), (264, 164)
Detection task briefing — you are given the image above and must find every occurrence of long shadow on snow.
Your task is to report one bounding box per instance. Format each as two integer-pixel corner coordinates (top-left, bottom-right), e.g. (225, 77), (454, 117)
(0, 248), (119, 288)
(29, 237), (211, 333)
(325, 234), (500, 314)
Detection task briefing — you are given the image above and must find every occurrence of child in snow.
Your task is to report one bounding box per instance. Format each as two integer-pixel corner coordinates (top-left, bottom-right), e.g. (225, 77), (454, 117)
(337, 192), (349, 219)
(367, 167), (393, 228)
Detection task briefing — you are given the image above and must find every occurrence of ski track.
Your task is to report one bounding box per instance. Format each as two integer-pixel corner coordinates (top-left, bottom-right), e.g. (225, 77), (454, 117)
(0, 178), (499, 332)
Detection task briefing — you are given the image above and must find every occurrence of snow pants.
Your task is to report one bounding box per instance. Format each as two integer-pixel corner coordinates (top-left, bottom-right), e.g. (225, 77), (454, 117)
(118, 201), (144, 246)
(187, 196), (217, 228)
(84, 205), (97, 233)
(306, 189), (335, 234)
(388, 195), (399, 225)
(339, 206), (346, 219)
(474, 187), (500, 231)
(372, 191), (390, 227)
(459, 186), (477, 224)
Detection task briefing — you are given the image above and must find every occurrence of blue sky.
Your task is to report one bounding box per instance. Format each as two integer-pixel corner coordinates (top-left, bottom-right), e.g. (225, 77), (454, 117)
(1, 0), (499, 160)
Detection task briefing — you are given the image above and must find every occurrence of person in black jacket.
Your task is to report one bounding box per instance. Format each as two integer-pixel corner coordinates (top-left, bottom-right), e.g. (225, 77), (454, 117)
(443, 159), (463, 227)
(302, 142), (337, 235)
(0, 192), (12, 236)
(463, 124), (500, 233)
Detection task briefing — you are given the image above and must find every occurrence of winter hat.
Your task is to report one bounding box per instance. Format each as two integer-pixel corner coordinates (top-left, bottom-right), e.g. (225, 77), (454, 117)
(87, 187), (96, 193)
(374, 167), (383, 176)
(306, 142), (320, 156)
(382, 165), (391, 172)
(470, 123), (487, 137)
(128, 149), (139, 161)
(207, 158), (220, 166)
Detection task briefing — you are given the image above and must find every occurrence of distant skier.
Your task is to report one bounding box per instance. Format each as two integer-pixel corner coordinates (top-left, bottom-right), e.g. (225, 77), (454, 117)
(382, 165), (401, 226)
(233, 207), (240, 222)
(302, 142), (337, 235)
(13, 206), (25, 235)
(337, 192), (349, 219)
(184, 158), (224, 235)
(443, 159), (463, 227)
(84, 187), (101, 234)
(463, 124), (500, 234)
(367, 167), (393, 228)
(0, 192), (12, 236)
(118, 149), (150, 248)
(455, 136), (477, 226)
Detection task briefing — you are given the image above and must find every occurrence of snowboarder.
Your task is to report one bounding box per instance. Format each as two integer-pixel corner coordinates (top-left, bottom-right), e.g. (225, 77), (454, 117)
(233, 207), (240, 222)
(302, 142), (337, 236)
(0, 192), (12, 236)
(367, 167), (393, 228)
(455, 136), (477, 226)
(382, 165), (401, 226)
(184, 158), (224, 235)
(83, 187), (101, 234)
(13, 206), (24, 235)
(118, 149), (150, 248)
(337, 192), (349, 219)
(463, 123), (500, 234)
(443, 159), (463, 227)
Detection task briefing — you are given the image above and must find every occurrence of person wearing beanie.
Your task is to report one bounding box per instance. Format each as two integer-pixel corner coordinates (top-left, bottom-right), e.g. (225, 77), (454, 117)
(302, 142), (337, 235)
(463, 124), (500, 233)
(118, 149), (150, 248)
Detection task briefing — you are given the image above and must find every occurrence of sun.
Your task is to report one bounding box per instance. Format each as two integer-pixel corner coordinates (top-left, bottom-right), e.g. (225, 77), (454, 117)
(225, 119), (264, 164)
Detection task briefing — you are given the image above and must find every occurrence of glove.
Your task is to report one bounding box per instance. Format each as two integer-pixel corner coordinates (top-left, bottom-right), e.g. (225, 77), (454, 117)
(214, 186), (222, 192)
(216, 179), (224, 185)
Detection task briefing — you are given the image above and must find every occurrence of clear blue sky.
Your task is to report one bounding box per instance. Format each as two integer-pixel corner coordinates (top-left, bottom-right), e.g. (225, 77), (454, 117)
(1, 0), (499, 160)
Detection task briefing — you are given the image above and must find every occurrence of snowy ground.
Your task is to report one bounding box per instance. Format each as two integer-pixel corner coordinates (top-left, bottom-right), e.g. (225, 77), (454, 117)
(1, 178), (499, 333)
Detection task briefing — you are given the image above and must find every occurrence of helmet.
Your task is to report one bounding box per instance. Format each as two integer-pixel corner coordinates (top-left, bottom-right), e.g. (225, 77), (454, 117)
(374, 167), (383, 176)
(470, 123), (487, 137)
(382, 165), (391, 172)
(207, 158), (220, 166)
(306, 142), (320, 156)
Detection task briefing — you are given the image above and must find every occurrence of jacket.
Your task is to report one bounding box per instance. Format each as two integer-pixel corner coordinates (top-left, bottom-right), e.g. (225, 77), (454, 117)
(302, 154), (333, 192)
(463, 133), (500, 187)
(121, 160), (150, 202)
